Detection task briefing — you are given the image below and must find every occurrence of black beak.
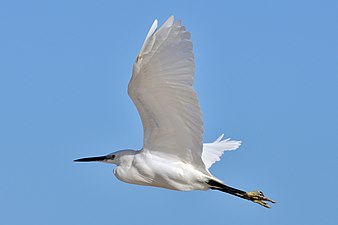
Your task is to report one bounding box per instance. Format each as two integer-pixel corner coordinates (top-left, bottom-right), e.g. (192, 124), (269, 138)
(74, 155), (107, 162)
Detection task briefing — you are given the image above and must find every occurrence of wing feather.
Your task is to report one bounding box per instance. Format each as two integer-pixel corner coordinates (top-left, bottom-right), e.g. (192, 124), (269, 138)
(128, 16), (207, 173)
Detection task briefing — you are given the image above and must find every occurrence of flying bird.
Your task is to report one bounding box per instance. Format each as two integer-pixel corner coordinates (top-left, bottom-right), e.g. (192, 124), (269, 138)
(74, 16), (275, 208)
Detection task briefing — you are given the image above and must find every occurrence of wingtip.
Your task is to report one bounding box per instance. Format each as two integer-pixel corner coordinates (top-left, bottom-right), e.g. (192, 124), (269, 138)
(146, 19), (158, 38)
(164, 15), (174, 27)
(153, 19), (158, 26)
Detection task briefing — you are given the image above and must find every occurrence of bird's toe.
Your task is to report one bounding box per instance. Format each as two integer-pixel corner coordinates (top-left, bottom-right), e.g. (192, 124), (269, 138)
(244, 190), (275, 208)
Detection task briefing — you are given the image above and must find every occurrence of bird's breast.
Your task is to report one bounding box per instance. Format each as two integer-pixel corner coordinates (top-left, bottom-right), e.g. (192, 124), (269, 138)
(114, 163), (153, 186)
(113, 152), (209, 191)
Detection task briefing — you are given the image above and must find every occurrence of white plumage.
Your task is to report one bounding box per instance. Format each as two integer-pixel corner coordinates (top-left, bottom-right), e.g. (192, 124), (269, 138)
(202, 134), (241, 170)
(129, 16), (209, 175)
(75, 16), (274, 208)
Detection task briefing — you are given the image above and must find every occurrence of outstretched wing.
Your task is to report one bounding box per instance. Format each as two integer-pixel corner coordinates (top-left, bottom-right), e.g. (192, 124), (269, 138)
(128, 16), (208, 174)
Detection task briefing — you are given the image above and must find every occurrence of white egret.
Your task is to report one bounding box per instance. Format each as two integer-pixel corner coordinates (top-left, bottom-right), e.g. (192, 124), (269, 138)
(75, 16), (275, 208)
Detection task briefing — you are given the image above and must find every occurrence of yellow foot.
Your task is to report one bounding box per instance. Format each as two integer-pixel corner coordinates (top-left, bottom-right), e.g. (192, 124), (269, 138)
(245, 191), (275, 208)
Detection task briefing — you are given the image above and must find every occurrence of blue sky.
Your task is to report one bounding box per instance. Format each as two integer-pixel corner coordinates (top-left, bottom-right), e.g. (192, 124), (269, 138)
(1, 0), (338, 224)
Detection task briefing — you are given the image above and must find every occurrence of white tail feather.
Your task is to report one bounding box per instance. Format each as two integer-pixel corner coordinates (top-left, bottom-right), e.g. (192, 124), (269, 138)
(202, 133), (241, 169)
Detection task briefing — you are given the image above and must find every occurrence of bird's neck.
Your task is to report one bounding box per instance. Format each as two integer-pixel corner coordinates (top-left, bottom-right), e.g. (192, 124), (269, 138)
(115, 150), (138, 166)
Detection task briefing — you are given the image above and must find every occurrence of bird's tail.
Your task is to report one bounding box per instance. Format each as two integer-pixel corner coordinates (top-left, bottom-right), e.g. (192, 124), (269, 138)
(202, 134), (241, 169)
(207, 179), (275, 208)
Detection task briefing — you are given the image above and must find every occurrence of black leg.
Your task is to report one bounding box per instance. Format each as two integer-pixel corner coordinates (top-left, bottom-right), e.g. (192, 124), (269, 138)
(207, 180), (275, 208)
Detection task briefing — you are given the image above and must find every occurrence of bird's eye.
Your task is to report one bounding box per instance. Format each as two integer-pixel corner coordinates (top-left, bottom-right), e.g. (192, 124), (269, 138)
(110, 155), (115, 159)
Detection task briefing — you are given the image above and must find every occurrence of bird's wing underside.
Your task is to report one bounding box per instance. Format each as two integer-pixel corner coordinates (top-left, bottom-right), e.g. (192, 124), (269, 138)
(128, 16), (208, 174)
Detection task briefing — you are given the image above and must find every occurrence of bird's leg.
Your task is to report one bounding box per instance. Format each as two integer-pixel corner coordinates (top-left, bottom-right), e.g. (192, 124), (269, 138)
(207, 180), (275, 208)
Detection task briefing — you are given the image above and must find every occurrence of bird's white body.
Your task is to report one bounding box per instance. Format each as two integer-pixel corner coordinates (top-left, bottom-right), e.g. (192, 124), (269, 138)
(75, 16), (275, 208)
(110, 132), (240, 191)
(113, 150), (212, 191)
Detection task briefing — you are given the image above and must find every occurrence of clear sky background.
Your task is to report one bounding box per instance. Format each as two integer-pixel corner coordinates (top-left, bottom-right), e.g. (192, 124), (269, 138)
(1, 0), (338, 224)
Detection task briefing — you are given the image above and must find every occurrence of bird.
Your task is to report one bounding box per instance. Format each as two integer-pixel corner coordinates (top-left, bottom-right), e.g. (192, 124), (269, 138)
(74, 15), (275, 208)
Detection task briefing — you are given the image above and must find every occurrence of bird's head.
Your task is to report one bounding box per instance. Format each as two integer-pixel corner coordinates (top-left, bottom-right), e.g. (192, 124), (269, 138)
(74, 150), (136, 165)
